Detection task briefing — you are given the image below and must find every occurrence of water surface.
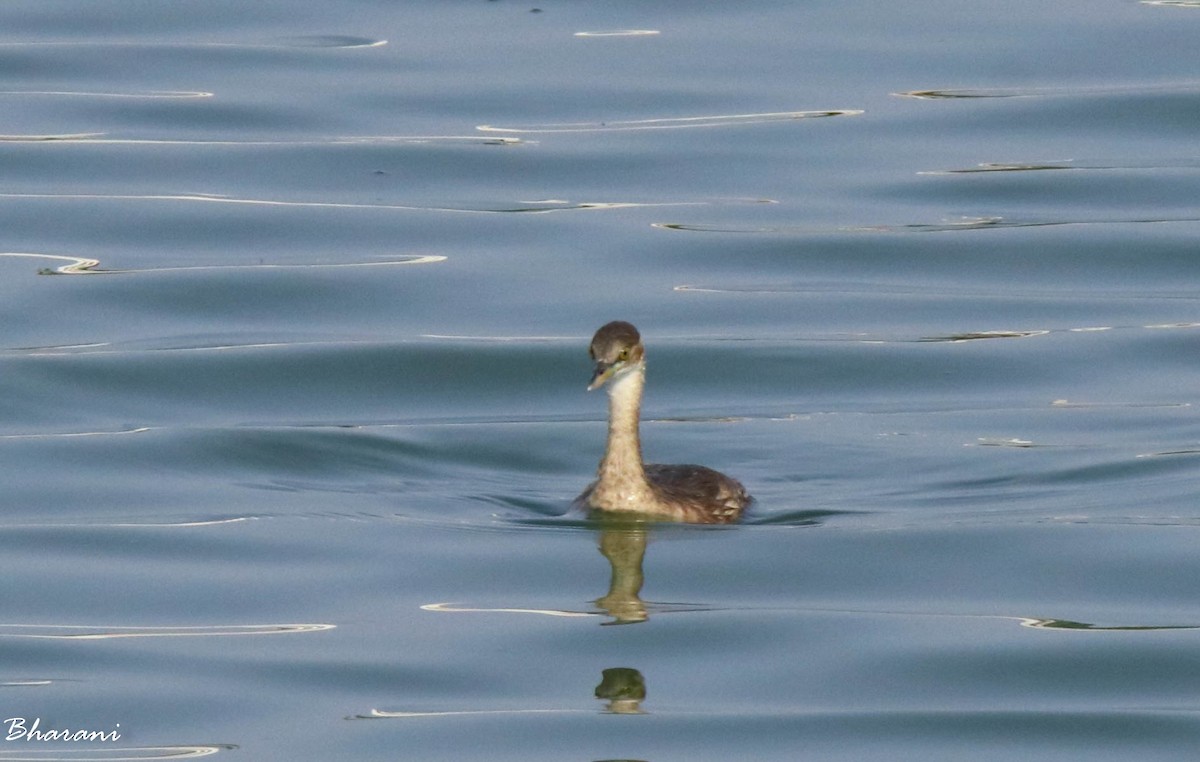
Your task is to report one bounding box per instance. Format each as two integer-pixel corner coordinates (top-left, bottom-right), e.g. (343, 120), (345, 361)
(3, 1), (1200, 759)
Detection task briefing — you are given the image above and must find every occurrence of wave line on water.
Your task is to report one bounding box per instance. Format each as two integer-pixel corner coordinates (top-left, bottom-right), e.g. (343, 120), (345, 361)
(0, 132), (105, 141)
(105, 517), (257, 528)
(971, 438), (1039, 448)
(919, 161), (1081, 174)
(1, 339), (392, 357)
(0, 623), (335, 640)
(0, 745), (237, 760)
(1138, 448), (1200, 459)
(573, 29), (661, 37)
(919, 330), (1051, 342)
(0, 426), (151, 439)
(422, 602), (1200, 635)
(1020, 617), (1200, 631)
(0, 193), (714, 215)
(664, 301), (1200, 344)
(0, 35), (386, 50)
(676, 282), (1200, 305)
(477, 109), (862, 133)
(920, 158), (1200, 174)
(657, 214), (1200, 235)
(350, 708), (590, 720)
(0, 134), (522, 145)
(0, 251), (445, 275)
(0, 252), (100, 273)
(421, 334), (575, 342)
(897, 80), (1200, 99)
(510, 599), (1200, 633)
(0, 89), (213, 99)
(0, 516), (259, 530)
(855, 214), (1200, 232)
(421, 602), (597, 618)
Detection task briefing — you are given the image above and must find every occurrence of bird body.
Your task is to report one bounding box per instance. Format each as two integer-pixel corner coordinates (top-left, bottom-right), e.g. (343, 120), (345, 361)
(576, 321), (751, 524)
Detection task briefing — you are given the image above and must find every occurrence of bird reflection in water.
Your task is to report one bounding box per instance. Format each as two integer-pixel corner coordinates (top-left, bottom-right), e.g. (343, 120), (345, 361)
(594, 667), (647, 714)
(593, 521), (651, 624)
(591, 518), (725, 625)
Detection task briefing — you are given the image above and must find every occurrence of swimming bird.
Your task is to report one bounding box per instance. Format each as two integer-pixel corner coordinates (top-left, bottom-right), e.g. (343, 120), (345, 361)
(576, 321), (751, 524)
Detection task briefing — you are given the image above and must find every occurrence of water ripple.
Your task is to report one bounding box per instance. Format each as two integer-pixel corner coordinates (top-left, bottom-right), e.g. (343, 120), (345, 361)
(420, 602), (596, 618)
(0, 193), (730, 216)
(676, 282), (1200, 305)
(1020, 618), (1200, 631)
(919, 330), (1051, 343)
(270, 35), (386, 48)
(896, 81), (1200, 98)
(0, 623), (334, 640)
(0, 252), (444, 275)
(9, 517), (259, 529)
(0, 746), (236, 760)
(0, 132), (105, 142)
(919, 158), (1200, 174)
(921, 161), (1081, 174)
(656, 214), (1200, 234)
(0, 134), (521, 146)
(0, 90), (212, 99)
(477, 110), (862, 133)
(0, 35), (385, 50)
(418, 601), (1200, 633)
(573, 30), (661, 37)
(349, 708), (589, 720)
(972, 438), (1041, 449)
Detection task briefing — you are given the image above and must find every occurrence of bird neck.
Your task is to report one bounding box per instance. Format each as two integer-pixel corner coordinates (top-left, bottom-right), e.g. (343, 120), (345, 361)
(599, 363), (648, 486)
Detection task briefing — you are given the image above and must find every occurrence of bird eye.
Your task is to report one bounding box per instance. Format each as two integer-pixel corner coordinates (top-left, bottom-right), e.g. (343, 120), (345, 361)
(617, 349), (629, 361)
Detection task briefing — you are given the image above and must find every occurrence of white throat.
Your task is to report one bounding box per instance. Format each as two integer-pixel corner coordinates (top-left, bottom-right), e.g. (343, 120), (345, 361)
(594, 361), (651, 503)
(606, 362), (643, 412)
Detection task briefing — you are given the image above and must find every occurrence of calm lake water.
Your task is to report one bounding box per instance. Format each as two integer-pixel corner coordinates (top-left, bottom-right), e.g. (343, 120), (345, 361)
(3, 0), (1200, 759)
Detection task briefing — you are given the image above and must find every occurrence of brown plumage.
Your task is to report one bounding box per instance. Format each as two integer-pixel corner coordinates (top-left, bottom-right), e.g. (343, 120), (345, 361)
(575, 321), (751, 524)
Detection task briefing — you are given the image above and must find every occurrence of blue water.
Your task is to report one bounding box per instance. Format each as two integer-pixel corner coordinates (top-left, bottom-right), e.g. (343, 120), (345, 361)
(3, 1), (1200, 759)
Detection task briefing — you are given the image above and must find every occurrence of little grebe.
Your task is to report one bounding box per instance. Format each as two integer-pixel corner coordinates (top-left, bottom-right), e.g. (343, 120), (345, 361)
(575, 321), (751, 524)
